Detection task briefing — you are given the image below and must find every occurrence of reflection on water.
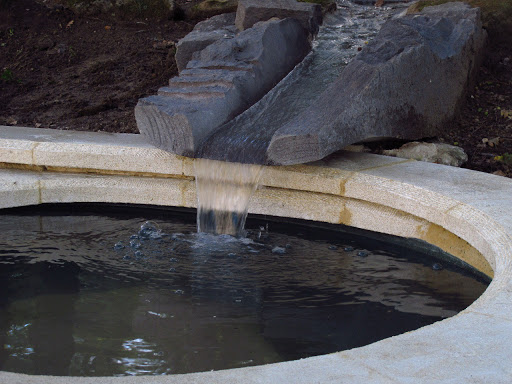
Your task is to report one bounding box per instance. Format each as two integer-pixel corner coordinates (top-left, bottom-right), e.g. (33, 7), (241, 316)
(0, 206), (488, 376)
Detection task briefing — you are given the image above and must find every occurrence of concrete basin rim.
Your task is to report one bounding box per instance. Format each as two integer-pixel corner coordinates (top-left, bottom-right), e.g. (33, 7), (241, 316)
(0, 126), (511, 383)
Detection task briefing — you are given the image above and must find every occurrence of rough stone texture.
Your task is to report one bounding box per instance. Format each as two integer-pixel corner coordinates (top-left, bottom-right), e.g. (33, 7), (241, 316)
(235, 0), (323, 35)
(135, 17), (311, 156)
(267, 2), (487, 165)
(175, 13), (237, 73)
(383, 142), (468, 166)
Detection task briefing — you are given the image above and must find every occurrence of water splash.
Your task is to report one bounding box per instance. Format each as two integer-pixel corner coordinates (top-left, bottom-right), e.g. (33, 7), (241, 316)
(194, 159), (263, 236)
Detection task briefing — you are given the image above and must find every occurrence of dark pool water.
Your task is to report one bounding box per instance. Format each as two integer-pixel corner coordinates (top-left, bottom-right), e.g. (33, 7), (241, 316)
(0, 205), (489, 376)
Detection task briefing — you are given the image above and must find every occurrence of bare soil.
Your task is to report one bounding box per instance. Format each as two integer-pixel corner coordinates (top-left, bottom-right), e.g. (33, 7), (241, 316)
(0, 0), (205, 133)
(1, 0), (511, 177)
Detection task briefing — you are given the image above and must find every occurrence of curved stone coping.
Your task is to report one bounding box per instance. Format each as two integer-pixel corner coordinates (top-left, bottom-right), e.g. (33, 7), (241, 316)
(0, 125), (511, 383)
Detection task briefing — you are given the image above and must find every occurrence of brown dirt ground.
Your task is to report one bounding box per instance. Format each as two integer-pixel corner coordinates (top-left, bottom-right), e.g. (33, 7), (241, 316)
(1, 0), (511, 177)
(0, 0), (207, 133)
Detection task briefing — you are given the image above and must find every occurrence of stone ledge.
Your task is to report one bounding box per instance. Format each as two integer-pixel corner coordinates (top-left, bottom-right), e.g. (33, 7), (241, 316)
(0, 126), (511, 383)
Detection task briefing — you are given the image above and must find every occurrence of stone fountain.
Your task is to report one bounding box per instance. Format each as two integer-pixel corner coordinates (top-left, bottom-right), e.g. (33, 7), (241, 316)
(2, 1), (512, 383)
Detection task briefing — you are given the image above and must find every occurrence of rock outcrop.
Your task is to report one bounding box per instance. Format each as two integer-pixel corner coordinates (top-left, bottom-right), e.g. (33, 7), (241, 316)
(235, 0), (323, 35)
(266, 2), (486, 165)
(135, 17), (311, 157)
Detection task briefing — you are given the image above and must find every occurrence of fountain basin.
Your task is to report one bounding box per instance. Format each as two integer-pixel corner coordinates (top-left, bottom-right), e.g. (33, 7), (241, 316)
(1, 125), (511, 383)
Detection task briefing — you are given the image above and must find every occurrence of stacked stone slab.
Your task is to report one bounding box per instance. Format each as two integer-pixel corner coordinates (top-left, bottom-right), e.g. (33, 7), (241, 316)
(136, 0), (320, 157)
(175, 13), (237, 73)
(136, 17), (311, 157)
(266, 2), (487, 165)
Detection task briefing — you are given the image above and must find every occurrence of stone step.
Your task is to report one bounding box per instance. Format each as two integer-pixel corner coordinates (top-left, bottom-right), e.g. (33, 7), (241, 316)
(185, 61), (254, 72)
(136, 18), (311, 157)
(158, 85), (230, 100)
(169, 76), (234, 89)
(174, 68), (247, 85)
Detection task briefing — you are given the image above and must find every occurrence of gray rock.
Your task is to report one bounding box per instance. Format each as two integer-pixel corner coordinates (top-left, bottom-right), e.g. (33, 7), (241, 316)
(383, 142), (468, 166)
(136, 18), (311, 157)
(175, 13), (237, 73)
(266, 2), (486, 165)
(351, 0), (409, 5)
(235, 0), (323, 35)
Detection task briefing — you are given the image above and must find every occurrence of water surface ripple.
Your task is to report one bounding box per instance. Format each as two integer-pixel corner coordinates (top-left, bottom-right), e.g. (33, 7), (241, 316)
(0, 207), (488, 376)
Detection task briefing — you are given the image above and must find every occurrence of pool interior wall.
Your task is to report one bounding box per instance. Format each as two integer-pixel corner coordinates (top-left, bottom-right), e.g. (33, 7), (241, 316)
(0, 126), (511, 383)
(2, 201), (492, 283)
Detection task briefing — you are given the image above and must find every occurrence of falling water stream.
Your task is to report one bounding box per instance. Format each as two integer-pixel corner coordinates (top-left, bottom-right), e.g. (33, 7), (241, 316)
(195, 0), (413, 234)
(194, 159), (263, 236)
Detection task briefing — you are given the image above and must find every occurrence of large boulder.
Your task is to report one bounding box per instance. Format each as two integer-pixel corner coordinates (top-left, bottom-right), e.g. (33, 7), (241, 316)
(135, 17), (311, 157)
(235, 0), (322, 35)
(266, 2), (487, 165)
(175, 13), (237, 73)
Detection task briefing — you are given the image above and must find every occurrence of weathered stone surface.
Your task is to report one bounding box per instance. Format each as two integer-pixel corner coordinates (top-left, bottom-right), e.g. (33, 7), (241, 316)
(175, 13), (237, 73)
(136, 17), (311, 157)
(267, 2), (486, 165)
(383, 142), (468, 166)
(235, 0), (323, 35)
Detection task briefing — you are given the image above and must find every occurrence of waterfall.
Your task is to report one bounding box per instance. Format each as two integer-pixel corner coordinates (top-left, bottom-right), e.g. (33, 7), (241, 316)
(193, 1), (411, 235)
(194, 159), (263, 236)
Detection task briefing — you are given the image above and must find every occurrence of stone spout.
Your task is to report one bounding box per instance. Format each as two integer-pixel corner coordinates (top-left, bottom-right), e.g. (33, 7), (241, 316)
(136, 2), (486, 166)
(135, 0), (321, 158)
(265, 2), (486, 165)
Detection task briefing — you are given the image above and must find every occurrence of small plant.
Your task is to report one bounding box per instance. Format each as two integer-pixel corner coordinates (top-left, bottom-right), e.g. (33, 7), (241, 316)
(495, 153), (512, 166)
(68, 45), (77, 61)
(1, 68), (13, 81)
(7, 28), (14, 37)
